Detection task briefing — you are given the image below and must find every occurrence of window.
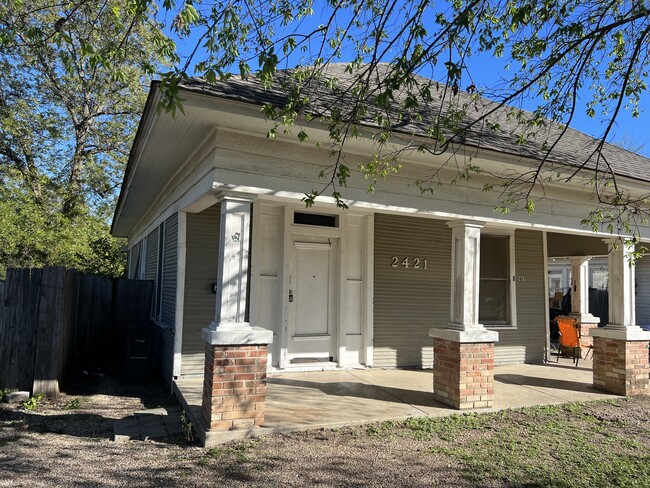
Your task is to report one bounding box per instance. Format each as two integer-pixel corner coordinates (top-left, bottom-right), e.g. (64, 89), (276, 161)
(293, 212), (338, 227)
(479, 235), (512, 326)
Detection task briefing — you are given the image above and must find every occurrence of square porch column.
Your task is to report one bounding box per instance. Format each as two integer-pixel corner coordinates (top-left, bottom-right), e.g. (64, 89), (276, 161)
(201, 194), (273, 434)
(591, 240), (650, 396)
(564, 256), (600, 356)
(430, 221), (498, 409)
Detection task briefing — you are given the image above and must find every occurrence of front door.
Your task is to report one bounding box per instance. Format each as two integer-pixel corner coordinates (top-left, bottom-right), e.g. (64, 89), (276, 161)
(287, 239), (337, 364)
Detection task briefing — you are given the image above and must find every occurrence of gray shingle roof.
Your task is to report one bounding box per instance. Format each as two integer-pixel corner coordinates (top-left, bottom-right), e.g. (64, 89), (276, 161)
(179, 63), (650, 184)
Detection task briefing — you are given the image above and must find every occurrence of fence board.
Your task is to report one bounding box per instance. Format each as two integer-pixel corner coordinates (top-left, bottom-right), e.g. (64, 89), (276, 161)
(32, 267), (66, 396)
(0, 267), (153, 394)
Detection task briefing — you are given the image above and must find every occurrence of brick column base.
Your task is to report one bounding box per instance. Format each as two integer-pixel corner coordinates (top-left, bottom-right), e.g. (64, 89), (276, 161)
(433, 338), (495, 409)
(202, 344), (268, 431)
(593, 336), (649, 396)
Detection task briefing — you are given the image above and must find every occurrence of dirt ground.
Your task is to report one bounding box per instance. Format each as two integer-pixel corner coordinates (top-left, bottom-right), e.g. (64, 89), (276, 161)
(2, 375), (650, 487)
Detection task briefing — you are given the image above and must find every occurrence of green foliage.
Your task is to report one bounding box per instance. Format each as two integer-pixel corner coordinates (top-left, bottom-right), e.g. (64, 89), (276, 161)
(0, 0), (174, 275)
(3, 0), (650, 240)
(0, 389), (10, 402)
(0, 185), (126, 278)
(147, 0), (650, 235)
(61, 398), (82, 410)
(20, 393), (46, 411)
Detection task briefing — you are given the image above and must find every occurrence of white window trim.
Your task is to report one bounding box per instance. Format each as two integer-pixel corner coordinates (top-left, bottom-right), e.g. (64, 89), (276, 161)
(481, 229), (517, 330)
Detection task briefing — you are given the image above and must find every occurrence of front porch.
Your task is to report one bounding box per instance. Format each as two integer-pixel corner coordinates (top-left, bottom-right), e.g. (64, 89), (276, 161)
(174, 358), (617, 446)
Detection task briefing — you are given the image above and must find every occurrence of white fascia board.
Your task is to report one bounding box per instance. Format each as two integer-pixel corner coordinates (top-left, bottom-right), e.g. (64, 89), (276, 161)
(112, 88), (162, 237)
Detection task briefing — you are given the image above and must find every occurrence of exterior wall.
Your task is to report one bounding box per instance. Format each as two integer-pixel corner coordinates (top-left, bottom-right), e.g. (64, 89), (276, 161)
(128, 241), (142, 279)
(154, 214), (179, 383)
(494, 229), (546, 364)
(145, 228), (159, 315)
(251, 204), (283, 367)
(181, 204), (220, 376)
(340, 214), (367, 366)
(373, 214), (452, 368)
(161, 213), (178, 329)
(636, 255), (650, 326)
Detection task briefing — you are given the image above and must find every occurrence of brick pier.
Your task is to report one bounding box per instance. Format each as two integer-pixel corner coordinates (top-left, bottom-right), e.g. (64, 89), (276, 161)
(432, 337), (495, 409)
(592, 336), (649, 396)
(202, 344), (269, 431)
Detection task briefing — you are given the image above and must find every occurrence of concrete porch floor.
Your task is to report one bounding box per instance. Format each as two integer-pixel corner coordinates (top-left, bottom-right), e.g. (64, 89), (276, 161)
(174, 358), (619, 446)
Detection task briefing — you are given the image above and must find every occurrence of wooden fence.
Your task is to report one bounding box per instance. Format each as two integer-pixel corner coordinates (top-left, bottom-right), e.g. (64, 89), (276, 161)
(0, 267), (152, 396)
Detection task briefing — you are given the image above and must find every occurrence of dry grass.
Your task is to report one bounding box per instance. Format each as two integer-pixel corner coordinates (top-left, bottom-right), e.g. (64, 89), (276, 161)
(2, 374), (650, 487)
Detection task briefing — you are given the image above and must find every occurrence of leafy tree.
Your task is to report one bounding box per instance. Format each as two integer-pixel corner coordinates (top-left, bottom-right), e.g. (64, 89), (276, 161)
(158, 0), (650, 236)
(0, 0), (175, 276)
(5, 1), (650, 238)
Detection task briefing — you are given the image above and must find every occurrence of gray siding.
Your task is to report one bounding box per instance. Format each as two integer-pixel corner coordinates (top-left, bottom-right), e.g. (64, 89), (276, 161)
(373, 214), (452, 368)
(145, 228), (159, 316)
(494, 229), (546, 364)
(181, 204), (220, 376)
(636, 254), (650, 326)
(161, 213), (178, 329)
(128, 241), (141, 279)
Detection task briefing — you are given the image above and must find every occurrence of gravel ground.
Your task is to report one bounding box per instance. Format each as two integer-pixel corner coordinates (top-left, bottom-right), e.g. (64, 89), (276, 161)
(2, 375), (650, 487)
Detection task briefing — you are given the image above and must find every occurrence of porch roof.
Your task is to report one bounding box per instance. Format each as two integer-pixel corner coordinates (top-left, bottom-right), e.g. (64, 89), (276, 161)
(174, 360), (617, 446)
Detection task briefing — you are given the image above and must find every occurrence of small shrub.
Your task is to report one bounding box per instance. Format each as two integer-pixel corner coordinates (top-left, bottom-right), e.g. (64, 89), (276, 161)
(0, 388), (10, 402)
(21, 393), (46, 411)
(62, 398), (82, 410)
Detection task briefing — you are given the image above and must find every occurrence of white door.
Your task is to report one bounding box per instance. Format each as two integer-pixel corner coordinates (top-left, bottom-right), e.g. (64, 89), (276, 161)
(287, 239), (337, 363)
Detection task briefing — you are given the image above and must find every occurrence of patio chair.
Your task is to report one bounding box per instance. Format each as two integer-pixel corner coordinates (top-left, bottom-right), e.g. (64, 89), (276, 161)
(555, 316), (587, 367)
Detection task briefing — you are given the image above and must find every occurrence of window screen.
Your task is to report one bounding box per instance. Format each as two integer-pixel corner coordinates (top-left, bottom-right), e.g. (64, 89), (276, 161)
(479, 235), (510, 325)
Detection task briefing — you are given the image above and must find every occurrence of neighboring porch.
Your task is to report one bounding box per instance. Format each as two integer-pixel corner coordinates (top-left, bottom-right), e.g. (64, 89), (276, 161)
(174, 359), (617, 446)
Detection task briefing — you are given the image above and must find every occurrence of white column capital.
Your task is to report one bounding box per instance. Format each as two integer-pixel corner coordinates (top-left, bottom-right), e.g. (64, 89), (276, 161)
(447, 220), (486, 231)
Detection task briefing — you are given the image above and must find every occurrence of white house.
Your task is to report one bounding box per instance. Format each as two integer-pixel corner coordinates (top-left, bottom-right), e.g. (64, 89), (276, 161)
(112, 64), (650, 441)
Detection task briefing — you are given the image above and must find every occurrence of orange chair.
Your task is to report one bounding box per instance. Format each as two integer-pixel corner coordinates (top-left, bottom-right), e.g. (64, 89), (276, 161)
(555, 316), (588, 366)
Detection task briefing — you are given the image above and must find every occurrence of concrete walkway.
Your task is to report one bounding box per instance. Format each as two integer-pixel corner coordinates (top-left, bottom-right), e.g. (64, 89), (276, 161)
(174, 358), (619, 446)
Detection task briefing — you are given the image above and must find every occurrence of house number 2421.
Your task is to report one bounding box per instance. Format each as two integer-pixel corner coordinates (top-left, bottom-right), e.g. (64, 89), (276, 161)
(391, 257), (428, 269)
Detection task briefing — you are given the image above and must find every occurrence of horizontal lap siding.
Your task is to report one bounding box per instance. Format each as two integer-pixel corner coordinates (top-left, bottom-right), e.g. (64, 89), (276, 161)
(128, 242), (141, 279)
(161, 213), (178, 329)
(495, 229), (546, 364)
(373, 214), (452, 368)
(181, 204), (220, 376)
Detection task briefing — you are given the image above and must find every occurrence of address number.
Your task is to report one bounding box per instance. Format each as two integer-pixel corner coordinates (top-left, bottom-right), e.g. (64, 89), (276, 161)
(391, 256), (428, 269)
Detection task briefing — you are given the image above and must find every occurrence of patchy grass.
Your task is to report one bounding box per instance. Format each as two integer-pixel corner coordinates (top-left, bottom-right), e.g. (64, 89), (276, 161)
(2, 386), (650, 487)
(395, 402), (650, 487)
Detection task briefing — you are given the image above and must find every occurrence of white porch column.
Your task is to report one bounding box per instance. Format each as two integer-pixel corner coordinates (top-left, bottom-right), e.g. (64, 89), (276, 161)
(202, 194), (273, 341)
(429, 220), (498, 410)
(448, 220), (485, 331)
(604, 240), (637, 331)
(568, 256), (599, 324)
(201, 194), (273, 436)
(592, 239), (650, 396)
